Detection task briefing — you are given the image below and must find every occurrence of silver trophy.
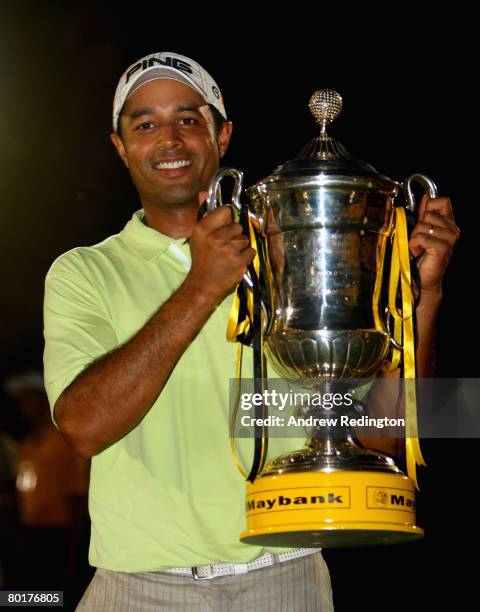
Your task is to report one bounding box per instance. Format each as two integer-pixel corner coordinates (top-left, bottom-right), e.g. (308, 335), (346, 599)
(209, 90), (435, 547)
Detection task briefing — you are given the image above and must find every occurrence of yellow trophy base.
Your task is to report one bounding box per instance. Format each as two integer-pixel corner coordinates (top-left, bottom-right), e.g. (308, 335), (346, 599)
(240, 470), (424, 548)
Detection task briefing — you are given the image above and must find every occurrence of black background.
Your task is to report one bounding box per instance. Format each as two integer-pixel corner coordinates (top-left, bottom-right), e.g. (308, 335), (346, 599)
(0, 3), (475, 610)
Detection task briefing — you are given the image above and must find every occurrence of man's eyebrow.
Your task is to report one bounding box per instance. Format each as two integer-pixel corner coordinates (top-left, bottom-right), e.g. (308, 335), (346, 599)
(126, 108), (156, 120)
(126, 105), (203, 120)
(176, 106), (202, 114)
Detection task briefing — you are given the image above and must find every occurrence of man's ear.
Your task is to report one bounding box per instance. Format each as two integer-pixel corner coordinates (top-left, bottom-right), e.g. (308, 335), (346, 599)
(217, 121), (233, 159)
(110, 132), (129, 168)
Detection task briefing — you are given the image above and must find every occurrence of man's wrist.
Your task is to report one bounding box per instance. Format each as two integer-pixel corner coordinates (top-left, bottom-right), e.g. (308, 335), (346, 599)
(417, 286), (443, 311)
(180, 274), (224, 311)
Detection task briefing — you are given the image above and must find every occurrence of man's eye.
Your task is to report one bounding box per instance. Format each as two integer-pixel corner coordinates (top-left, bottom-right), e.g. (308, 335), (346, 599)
(137, 122), (154, 130)
(178, 117), (197, 126)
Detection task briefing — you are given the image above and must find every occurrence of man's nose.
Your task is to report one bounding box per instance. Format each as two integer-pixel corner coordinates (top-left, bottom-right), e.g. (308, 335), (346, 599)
(156, 123), (182, 149)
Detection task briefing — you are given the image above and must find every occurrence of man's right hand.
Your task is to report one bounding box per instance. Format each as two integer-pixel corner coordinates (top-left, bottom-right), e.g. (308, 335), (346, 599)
(186, 192), (256, 304)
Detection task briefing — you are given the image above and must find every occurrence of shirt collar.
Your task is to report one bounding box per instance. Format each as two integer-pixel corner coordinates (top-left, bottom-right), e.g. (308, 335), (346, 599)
(120, 209), (189, 262)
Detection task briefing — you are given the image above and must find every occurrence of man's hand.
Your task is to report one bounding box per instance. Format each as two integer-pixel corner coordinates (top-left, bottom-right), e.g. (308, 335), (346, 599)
(409, 194), (460, 296)
(186, 192), (256, 304)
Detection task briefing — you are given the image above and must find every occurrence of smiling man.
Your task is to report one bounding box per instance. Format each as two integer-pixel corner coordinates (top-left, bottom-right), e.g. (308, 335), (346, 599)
(43, 51), (459, 611)
(43, 52), (335, 611)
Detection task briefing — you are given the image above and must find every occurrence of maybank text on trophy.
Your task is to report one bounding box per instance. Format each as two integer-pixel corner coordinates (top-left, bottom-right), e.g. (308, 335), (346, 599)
(208, 90), (436, 547)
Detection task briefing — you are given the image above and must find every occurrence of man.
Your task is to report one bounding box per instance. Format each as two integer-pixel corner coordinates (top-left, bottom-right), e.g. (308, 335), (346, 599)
(43, 52), (459, 611)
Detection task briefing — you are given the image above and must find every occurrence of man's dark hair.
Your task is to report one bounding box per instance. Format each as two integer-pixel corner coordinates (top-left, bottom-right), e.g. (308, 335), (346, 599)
(208, 105), (228, 135)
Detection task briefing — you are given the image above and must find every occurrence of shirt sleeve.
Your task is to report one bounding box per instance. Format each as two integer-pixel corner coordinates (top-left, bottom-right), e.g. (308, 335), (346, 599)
(43, 250), (118, 423)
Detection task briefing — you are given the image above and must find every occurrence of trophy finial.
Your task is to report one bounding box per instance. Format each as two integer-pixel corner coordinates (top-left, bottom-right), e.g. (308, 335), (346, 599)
(309, 90), (343, 135)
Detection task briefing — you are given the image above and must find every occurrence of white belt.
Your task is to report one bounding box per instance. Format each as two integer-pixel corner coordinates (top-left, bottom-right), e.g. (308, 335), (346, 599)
(163, 548), (319, 581)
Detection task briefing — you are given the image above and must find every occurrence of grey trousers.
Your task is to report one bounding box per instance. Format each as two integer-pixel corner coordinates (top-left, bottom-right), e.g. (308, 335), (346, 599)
(76, 553), (334, 611)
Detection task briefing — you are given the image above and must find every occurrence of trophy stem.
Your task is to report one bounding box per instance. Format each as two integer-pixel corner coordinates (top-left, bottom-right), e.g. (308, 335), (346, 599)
(298, 381), (356, 451)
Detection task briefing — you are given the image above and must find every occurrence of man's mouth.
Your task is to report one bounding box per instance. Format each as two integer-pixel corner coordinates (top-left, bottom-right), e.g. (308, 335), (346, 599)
(154, 159), (192, 170)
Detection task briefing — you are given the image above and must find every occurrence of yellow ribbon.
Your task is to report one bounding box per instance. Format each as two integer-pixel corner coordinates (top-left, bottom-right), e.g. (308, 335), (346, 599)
(372, 212), (402, 373)
(226, 215), (259, 343)
(385, 207), (426, 489)
(227, 216), (267, 479)
(229, 343), (248, 478)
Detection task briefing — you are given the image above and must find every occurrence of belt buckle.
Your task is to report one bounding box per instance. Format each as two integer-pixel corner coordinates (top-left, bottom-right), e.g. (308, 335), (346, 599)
(192, 566), (217, 581)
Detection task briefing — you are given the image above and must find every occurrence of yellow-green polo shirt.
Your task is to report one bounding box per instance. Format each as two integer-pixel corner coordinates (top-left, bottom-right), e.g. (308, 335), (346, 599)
(43, 209), (303, 572)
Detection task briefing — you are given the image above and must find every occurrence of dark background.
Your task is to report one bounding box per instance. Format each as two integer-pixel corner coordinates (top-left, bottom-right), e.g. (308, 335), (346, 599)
(0, 2), (474, 610)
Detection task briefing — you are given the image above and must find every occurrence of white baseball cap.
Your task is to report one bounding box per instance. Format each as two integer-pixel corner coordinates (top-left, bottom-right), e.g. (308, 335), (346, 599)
(112, 51), (227, 132)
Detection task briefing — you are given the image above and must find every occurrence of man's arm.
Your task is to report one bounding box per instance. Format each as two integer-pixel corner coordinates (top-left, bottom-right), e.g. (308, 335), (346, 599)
(52, 206), (255, 458)
(356, 195), (459, 456)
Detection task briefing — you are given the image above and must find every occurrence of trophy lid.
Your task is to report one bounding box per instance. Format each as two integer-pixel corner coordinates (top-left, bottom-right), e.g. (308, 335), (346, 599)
(249, 90), (397, 195)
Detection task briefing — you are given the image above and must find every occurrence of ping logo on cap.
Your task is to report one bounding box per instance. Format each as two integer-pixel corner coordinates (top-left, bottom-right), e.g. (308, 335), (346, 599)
(125, 56), (194, 85)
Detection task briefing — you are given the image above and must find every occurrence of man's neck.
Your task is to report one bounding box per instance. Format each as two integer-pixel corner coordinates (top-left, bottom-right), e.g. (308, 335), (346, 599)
(141, 203), (199, 238)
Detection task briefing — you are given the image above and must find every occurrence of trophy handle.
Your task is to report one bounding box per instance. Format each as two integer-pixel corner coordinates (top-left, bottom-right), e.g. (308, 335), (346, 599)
(384, 174), (438, 351)
(403, 174), (438, 212)
(384, 306), (403, 351)
(206, 167), (244, 212)
(206, 167), (273, 335)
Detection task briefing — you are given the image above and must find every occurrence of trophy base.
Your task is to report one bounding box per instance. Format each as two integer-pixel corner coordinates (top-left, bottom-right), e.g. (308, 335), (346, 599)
(240, 469), (423, 548)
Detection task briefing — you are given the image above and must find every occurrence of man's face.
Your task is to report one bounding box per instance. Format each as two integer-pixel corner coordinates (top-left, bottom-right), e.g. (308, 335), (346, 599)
(111, 79), (232, 209)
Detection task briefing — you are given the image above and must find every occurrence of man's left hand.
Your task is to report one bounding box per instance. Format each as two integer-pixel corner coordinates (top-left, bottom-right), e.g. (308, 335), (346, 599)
(408, 194), (460, 294)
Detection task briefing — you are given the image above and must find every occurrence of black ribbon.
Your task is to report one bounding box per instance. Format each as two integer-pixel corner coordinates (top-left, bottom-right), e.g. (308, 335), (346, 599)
(237, 205), (269, 483)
